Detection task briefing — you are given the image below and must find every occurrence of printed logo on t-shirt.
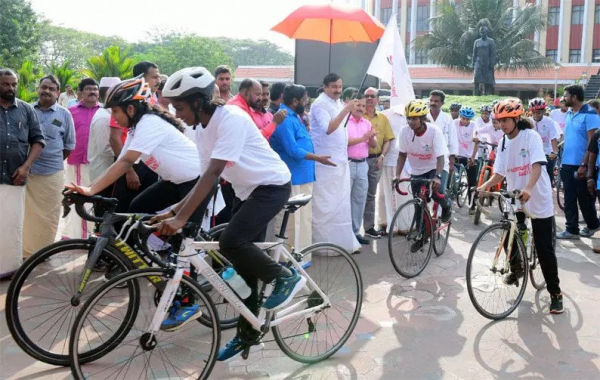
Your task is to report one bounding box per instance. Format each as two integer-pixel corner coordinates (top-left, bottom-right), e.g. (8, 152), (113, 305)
(424, 144), (431, 152)
(226, 161), (235, 168)
(520, 148), (528, 158)
(145, 156), (160, 171)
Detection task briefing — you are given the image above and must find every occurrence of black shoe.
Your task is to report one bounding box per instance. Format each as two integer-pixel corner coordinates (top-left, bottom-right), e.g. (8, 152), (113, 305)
(550, 293), (564, 314)
(410, 238), (428, 253)
(364, 228), (382, 239)
(441, 207), (452, 223)
(504, 269), (524, 286)
(356, 235), (370, 245)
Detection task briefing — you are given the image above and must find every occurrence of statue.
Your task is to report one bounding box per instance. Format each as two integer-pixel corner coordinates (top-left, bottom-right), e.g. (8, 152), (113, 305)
(472, 20), (496, 96)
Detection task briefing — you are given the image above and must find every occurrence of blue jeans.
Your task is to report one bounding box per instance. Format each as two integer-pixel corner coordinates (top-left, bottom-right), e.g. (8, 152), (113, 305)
(560, 165), (599, 234)
(349, 160), (369, 235)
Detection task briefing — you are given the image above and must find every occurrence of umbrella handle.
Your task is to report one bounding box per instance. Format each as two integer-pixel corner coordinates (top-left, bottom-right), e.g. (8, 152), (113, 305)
(343, 73), (369, 128)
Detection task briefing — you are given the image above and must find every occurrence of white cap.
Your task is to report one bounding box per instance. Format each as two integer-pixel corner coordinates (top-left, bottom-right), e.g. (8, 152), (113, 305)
(99, 77), (121, 88)
(391, 104), (405, 116)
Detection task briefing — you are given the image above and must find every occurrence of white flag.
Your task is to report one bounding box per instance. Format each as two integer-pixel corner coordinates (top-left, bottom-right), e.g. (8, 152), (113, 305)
(367, 14), (415, 108)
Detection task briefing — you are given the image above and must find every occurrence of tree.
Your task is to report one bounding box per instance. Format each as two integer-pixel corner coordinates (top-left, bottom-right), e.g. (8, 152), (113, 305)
(0, 0), (42, 69)
(219, 38), (293, 67)
(415, 0), (553, 72)
(16, 60), (41, 102)
(83, 46), (134, 81)
(48, 60), (78, 91)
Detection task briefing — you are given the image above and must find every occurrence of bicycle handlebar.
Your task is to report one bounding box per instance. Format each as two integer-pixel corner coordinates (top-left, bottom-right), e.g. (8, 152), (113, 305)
(475, 189), (532, 218)
(393, 177), (446, 200)
(62, 190), (119, 223)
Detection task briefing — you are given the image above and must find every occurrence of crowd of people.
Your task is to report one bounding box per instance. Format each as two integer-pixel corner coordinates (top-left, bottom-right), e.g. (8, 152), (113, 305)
(2, 58), (600, 358)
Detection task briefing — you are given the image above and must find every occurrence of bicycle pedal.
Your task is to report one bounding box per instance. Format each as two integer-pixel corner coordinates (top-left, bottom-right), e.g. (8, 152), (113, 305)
(241, 346), (251, 360)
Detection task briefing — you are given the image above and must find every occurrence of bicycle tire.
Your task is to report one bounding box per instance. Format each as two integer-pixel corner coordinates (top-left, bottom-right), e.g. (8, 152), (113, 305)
(69, 268), (220, 380)
(529, 241), (546, 290)
(457, 166), (469, 208)
(5, 239), (134, 366)
(388, 199), (433, 278)
(272, 243), (362, 364)
(556, 172), (564, 211)
(433, 217), (451, 257)
(482, 169), (492, 207)
(466, 223), (528, 320)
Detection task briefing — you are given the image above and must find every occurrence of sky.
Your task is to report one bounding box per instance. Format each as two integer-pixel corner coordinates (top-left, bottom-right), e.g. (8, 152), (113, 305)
(29, 0), (367, 54)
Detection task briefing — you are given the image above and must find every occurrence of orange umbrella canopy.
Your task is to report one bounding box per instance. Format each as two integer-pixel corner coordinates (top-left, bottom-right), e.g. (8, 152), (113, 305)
(271, 3), (385, 44)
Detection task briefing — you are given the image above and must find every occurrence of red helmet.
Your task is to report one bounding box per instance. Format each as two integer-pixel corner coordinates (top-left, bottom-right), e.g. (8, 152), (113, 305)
(528, 97), (547, 111)
(493, 98), (524, 119)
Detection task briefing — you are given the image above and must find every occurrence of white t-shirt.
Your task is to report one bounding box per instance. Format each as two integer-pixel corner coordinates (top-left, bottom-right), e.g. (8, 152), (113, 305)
(121, 114), (200, 184)
(474, 123), (504, 146)
(530, 116), (561, 155)
(398, 123), (448, 175)
(382, 109), (411, 174)
(427, 111), (458, 156)
(195, 105), (291, 201)
(454, 119), (477, 158)
(493, 129), (553, 219)
(549, 108), (567, 133)
(88, 108), (114, 182)
(475, 117), (494, 158)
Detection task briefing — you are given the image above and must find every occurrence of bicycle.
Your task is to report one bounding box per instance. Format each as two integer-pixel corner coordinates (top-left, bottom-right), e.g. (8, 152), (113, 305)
(68, 194), (363, 379)
(470, 142), (501, 225)
(555, 141), (565, 210)
(5, 193), (234, 367)
(466, 190), (551, 320)
(387, 178), (451, 278)
(447, 162), (469, 208)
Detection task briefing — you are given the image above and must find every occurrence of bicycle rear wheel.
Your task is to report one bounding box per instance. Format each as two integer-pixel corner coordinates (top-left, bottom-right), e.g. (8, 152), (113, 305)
(388, 199), (433, 278)
(456, 166), (469, 208)
(466, 223), (528, 320)
(69, 268), (220, 380)
(272, 243), (362, 364)
(556, 172), (564, 211)
(5, 239), (133, 366)
(433, 217), (451, 256)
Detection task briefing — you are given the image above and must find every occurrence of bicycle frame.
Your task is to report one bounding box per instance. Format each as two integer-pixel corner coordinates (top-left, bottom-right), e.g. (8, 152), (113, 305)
(397, 178), (450, 236)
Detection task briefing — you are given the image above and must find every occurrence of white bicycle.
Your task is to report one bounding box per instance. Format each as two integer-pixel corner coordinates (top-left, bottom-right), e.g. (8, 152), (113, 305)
(68, 194), (363, 379)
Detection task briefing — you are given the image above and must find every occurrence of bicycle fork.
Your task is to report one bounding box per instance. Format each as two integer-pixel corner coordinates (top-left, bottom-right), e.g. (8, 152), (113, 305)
(71, 237), (110, 307)
(491, 221), (517, 276)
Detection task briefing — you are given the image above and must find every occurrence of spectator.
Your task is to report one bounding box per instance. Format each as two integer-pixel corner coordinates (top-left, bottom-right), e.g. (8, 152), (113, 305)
(557, 85), (600, 239)
(156, 74), (172, 111)
(23, 75), (75, 259)
(0, 68), (45, 278)
(362, 87), (395, 238)
(133, 61), (161, 105)
(309, 73), (360, 253)
(342, 87), (358, 104)
(347, 95), (377, 245)
(528, 98), (561, 181)
(58, 84), (76, 108)
(449, 102), (462, 120)
(256, 81), (274, 126)
(66, 78), (101, 238)
(589, 99), (600, 116)
(380, 96), (390, 110)
(214, 65), (233, 102)
(270, 84), (335, 250)
(268, 82), (286, 114)
(550, 96), (568, 133)
(428, 90), (458, 189)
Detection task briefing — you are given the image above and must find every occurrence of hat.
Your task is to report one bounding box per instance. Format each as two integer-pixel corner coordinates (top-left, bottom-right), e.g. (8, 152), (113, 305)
(99, 77), (121, 89)
(391, 104), (405, 115)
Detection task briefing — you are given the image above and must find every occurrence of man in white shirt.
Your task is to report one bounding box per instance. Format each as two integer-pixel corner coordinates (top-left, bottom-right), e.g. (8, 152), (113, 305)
(454, 107), (480, 213)
(58, 84), (76, 108)
(549, 97), (568, 134)
(529, 98), (561, 182)
(309, 73), (361, 253)
(427, 90), (458, 192)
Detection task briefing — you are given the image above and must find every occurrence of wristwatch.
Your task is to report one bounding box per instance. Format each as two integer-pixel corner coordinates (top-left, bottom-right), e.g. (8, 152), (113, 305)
(435, 174), (442, 180)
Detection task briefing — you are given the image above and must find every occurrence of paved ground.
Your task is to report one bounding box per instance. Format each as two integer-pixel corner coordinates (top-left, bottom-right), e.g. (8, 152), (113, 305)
(2, 199), (600, 379)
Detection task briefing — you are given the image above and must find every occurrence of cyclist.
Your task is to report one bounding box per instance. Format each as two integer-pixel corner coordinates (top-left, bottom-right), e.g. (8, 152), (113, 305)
(478, 98), (563, 314)
(153, 67), (306, 361)
(528, 98), (561, 181)
(395, 99), (451, 251)
(453, 107), (479, 214)
(449, 102), (461, 120)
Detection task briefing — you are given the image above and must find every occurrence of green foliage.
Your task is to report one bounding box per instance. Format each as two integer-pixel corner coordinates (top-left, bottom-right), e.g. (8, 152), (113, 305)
(83, 46), (134, 81)
(440, 95), (499, 112)
(415, 0), (554, 72)
(16, 60), (41, 102)
(48, 60), (78, 91)
(0, 0), (42, 69)
(219, 38), (293, 67)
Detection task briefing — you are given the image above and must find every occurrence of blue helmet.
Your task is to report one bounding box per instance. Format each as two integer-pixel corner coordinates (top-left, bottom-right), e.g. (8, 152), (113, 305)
(459, 107), (475, 119)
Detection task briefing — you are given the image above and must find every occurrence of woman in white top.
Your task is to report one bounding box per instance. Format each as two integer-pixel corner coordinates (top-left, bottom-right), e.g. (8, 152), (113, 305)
(66, 76), (209, 223)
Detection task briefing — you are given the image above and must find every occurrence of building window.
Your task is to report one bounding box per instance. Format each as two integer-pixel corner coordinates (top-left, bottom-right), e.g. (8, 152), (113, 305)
(416, 5), (430, 32)
(381, 7), (392, 23)
(406, 7), (411, 32)
(595, 5), (600, 24)
(415, 49), (428, 64)
(569, 49), (581, 63)
(546, 49), (558, 62)
(571, 5), (584, 25)
(547, 6), (560, 26)
(593, 49), (600, 63)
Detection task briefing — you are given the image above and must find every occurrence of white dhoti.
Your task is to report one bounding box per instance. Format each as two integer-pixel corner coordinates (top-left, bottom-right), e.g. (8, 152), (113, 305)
(64, 163), (93, 239)
(23, 171), (65, 258)
(377, 166), (413, 233)
(0, 184), (26, 277)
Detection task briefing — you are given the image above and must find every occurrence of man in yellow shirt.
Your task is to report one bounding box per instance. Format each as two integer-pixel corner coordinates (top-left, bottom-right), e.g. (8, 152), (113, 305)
(362, 87), (395, 238)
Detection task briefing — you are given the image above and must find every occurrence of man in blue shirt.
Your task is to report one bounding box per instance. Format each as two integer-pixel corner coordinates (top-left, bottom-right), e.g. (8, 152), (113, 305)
(270, 84), (335, 250)
(24, 75), (75, 258)
(558, 84), (600, 239)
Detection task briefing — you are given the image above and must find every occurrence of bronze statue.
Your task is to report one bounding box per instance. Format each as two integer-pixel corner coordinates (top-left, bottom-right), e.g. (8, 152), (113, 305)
(472, 22), (496, 96)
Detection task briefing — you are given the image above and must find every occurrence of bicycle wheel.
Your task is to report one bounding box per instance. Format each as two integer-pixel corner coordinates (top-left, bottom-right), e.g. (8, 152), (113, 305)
(272, 243), (362, 364)
(473, 193), (483, 225)
(433, 216), (451, 257)
(69, 268), (220, 379)
(387, 199), (433, 278)
(5, 239), (133, 366)
(529, 241), (546, 290)
(456, 166), (469, 208)
(556, 172), (564, 211)
(466, 223), (528, 320)
(481, 169), (492, 207)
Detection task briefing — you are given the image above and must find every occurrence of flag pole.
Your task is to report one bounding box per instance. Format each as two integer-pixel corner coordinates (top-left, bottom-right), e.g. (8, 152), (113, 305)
(342, 73), (369, 128)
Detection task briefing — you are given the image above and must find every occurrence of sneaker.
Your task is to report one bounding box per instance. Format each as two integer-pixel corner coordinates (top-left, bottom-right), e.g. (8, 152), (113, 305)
(356, 234), (370, 245)
(365, 228), (383, 239)
(217, 335), (265, 361)
(410, 238), (428, 253)
(556, 230), (580, 240)
(378, 226), (388, 236)
(441, 207), (452, 223)
(549, 293), (564, 314)
(580, 226), (600, 238)
(160, 302), (203, 332)
(263, 268), (307, 311)
(352, 249), (361, 255)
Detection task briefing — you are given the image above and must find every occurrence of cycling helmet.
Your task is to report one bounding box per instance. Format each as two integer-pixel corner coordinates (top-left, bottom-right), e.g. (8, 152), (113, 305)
(449, 102), (461, 110)
(528, 97), (547, 110)
(162, 67), (215, 99)
(480, 104), (492, 113)
(459, 107), (475, 119)
(493, 98), (524, 119)
(104, 76), (151, 108)
(405, 99), (429, 117)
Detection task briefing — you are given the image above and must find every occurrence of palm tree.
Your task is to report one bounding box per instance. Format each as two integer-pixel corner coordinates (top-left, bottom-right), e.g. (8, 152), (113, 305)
(49, 60), (77, 91)
(415, 0), (554, 72)
(16, 60), (40, 102)
(83, 45), (134, 81)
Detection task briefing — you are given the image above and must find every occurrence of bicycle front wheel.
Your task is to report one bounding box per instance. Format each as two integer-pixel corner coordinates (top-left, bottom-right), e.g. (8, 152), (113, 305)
(388, 199), (433, 278)
(556, 172), (564, 211)
(456, 166), (469, 208)
(272, 243), (362, 364)
(466, 223), (528, 320)
(433, 216), (451, 257)
(69, 268), (220, 380)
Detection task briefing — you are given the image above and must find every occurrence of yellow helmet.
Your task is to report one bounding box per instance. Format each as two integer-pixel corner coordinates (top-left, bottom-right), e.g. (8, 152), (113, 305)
(405, 99), (429, 117)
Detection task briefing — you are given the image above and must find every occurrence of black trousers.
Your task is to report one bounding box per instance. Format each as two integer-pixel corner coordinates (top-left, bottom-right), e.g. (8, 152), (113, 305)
(561, 165), (599, 235)
(218, 182), (291, 340)
(113, 162), (159, 213)
(215, 180), (235, 225)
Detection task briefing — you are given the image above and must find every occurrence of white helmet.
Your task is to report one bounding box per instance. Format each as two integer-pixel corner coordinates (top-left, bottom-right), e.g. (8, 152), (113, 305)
(162, 67), (215, 99)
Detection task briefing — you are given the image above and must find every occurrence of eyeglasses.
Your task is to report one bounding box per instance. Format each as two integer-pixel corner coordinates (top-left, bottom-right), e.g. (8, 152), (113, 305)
(364, 94), (377, 98)
(83, 87), (99, 92)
